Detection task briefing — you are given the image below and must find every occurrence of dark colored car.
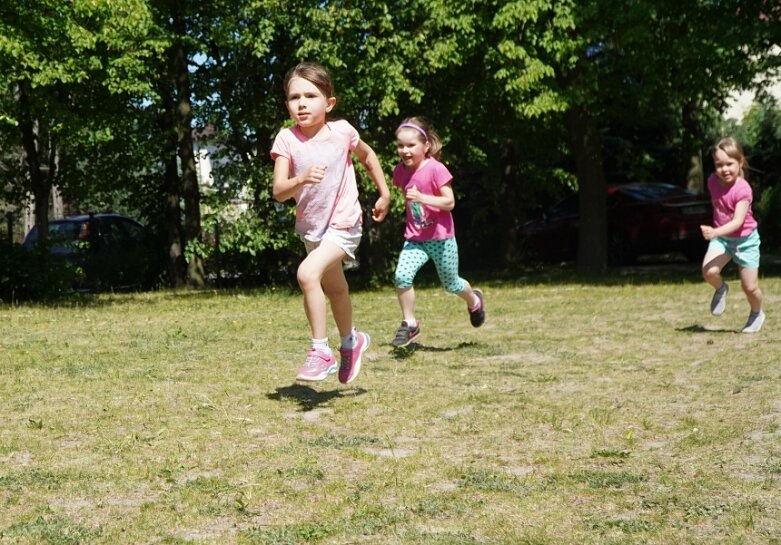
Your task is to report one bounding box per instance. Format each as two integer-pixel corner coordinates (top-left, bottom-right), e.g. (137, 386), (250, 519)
(520, 183), (712, 265)
(23, 213), (164, 290)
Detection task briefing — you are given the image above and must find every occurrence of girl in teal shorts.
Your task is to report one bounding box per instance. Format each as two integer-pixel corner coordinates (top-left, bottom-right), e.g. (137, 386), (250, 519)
(700, 137), (765, 333)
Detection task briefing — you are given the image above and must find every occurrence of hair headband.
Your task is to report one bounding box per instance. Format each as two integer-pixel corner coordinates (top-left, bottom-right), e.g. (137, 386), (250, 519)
(397, 123), (429, 142)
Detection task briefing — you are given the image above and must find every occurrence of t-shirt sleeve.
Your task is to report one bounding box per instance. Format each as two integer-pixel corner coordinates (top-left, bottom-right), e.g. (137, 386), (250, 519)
(706, 173), (719, 193)
(734, 179), (753, 204)
(270, 129), (291, 160)
(432, 161), (454, 189)
(332, 119), (360, 151)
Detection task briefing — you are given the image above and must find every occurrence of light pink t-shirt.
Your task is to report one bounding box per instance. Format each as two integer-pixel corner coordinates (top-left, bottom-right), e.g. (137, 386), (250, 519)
(271, 119), (362, 241)
(707, 173), (757, 237)
(393, 158), (455, 242)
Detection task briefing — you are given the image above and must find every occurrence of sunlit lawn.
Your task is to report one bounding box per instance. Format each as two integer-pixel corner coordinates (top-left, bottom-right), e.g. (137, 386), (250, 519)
(1, 262), (780, 544)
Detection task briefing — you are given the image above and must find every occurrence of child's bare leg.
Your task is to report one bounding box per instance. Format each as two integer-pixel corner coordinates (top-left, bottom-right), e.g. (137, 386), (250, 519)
(701, 249), (732, 290)
(320, 258), (353, 337)
(456, 280), (481, 308)
(739, 267), (763, 313)
(396, 286), (417, 323)
(297, 241), (348, 339)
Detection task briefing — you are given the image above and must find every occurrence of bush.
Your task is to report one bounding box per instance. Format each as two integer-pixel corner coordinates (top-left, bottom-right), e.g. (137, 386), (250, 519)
(755, 185), (781, 252)
(0, 243), (76, 302)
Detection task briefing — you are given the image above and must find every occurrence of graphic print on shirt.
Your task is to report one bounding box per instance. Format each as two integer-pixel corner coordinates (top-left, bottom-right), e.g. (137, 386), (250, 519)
(409, 201), (433, 229)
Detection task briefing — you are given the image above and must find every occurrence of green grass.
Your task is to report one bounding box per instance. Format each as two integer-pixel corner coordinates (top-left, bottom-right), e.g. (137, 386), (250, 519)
(1, 264), (780, 544)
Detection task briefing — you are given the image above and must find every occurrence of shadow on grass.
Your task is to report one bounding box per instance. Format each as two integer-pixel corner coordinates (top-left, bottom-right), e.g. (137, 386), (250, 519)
(267, 383), (367, 411)
(391, 341), (480, 360)
(677, 324), (736, 334)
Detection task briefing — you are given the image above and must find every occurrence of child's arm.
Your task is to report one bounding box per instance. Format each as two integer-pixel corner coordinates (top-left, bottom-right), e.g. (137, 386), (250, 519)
(406, 182), (455, 212)
(353, 140), (390, 222)
(700, 200), (750, 240)
(272, 156), (326, 202)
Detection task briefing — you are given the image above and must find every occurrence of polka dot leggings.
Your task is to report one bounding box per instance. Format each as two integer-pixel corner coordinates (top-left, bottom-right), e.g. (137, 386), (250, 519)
(394, 237), (466, 294)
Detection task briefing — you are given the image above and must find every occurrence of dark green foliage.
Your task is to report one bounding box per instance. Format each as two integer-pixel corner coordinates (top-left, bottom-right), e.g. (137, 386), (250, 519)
(2, 0), (780, 284)
(0, 243), (75, 302)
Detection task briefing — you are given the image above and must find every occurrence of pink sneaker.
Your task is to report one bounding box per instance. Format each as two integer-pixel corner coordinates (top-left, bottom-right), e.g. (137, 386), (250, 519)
(296, 349), (337, 382)
(338, 331), (370, 384)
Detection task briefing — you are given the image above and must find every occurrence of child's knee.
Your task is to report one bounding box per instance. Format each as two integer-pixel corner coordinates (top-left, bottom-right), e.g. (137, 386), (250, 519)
(297, 262), (320, 289)
(741, 278), (760, 295)
(702, 264), (720, 281)
(395, 272), (413, 289)
(443, 279), (466, 294)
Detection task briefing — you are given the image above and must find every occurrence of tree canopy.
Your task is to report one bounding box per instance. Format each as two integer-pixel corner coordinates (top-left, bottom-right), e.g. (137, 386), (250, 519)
(1, 0), (779, 289)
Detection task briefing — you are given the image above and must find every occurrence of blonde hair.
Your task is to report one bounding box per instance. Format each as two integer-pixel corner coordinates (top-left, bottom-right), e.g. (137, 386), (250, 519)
(396, 116), (443, 159)
(713, 136), (748, 178)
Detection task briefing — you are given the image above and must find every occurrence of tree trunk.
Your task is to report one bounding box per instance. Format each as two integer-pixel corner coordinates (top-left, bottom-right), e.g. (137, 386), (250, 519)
(171, 8), (205, 288)
(157, 64), (187, 288)
(565, 104), (608, 273)
(682, 101), (704, 193)
(498, 139), (520, 265)
(165, 153), (186, 288)
(17, 80), (50, 244)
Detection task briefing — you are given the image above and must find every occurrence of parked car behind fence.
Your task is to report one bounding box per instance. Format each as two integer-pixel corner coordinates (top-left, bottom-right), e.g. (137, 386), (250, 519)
(23, 213), (164, 291)
(520, 183), (713, 265)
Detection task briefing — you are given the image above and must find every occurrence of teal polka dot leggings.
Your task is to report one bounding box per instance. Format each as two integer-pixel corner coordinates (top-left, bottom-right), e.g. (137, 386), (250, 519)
(394, 237), (467, 294)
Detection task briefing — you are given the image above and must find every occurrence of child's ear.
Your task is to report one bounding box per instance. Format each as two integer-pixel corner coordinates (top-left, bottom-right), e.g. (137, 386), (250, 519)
(326, 97), (337, 112)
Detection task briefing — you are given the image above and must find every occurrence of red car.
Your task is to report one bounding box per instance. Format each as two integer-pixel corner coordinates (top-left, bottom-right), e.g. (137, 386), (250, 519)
(521, 183), (712, 265)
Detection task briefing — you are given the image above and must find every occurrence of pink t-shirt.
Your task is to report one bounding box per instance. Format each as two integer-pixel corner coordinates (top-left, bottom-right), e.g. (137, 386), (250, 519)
(270, 119), (362, 241)
(393, 158), (455, 242)
(707, 173), (757, 237)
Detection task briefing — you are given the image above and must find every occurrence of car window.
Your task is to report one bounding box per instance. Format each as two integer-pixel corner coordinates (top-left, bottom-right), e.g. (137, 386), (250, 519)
(120, 219), (145, 242)
(48, 222), (81, 242)
(100, 219), (126, 245)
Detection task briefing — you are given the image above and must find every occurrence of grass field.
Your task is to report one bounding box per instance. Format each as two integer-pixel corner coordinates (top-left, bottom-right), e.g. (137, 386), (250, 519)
(1, 263), (780, 544)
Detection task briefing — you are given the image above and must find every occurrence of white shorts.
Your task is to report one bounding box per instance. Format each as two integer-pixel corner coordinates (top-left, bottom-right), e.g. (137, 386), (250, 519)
(301, 224), (362, 260)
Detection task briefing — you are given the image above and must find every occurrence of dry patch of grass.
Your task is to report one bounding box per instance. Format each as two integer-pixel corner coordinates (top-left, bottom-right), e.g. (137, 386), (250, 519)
(1, 269), (780, 544)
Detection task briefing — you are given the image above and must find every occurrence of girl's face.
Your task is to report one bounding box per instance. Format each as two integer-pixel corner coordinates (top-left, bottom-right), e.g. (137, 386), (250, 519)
(285, 77), (335, 135)
(396, 128), (430, 170)
(713, 148), (742, 185)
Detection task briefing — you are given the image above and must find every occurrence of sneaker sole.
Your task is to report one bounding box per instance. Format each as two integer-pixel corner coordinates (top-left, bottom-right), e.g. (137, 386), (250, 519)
(296, 364), (338, 382)
(742, 314), (766, 333)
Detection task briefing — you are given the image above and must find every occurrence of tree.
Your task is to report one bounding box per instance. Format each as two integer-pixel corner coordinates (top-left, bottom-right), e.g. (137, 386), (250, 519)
(0, 0), (162, 245)
(488, 0), (781, 271)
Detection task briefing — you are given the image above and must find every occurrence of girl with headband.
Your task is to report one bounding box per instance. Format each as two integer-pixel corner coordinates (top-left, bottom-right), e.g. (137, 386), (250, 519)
(390, 116), (486, 348)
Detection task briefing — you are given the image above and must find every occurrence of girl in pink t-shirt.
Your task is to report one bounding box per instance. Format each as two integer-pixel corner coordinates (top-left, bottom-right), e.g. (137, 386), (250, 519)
(700, 136), (764, 333)
(271, 62), (390, 382)
(390, 117), (486, 348)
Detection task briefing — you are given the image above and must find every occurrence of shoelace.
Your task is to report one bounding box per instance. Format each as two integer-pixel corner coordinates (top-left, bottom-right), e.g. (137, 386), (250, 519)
(339, 347), (352, 365)
(304, 350), (326, 368)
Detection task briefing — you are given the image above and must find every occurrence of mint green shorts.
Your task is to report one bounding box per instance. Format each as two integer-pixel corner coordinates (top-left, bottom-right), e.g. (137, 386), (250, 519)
(708, 229), (761, 269)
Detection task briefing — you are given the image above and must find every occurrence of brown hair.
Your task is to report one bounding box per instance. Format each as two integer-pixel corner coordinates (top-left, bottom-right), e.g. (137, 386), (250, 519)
(396, 116), (443, 160)
(283, 62), (335, 101)
(713, 136), (749, 178)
